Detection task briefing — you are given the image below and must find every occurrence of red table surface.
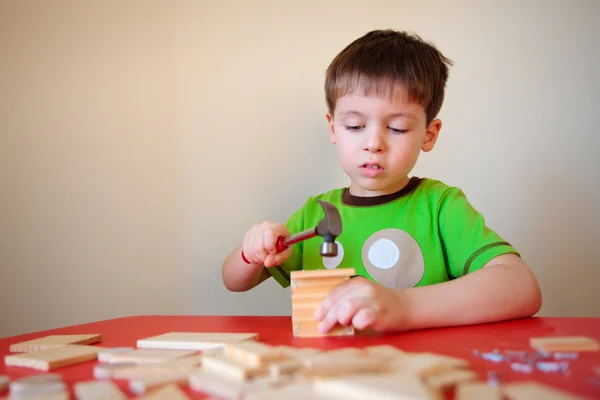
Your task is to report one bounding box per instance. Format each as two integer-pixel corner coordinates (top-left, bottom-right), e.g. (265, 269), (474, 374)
(1, 315), (599, 399)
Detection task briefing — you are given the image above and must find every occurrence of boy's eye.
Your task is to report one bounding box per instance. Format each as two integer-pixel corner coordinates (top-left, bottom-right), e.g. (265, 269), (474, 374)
(389, 127), (408, 134)
(344, 125), (363, 131)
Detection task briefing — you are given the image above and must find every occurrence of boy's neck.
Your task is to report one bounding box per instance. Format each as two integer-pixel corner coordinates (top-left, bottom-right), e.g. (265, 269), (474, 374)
(343, 177), (422, 207)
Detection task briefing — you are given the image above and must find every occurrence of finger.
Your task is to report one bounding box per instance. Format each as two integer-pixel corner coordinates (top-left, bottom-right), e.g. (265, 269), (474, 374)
(318, 296), (372, 333)
(352, 308), (377, 330)
(264, 248), (291, 268)
(250, 234), (268, 265)
(264, 229), (278, 255)
(315, 279), (364, 321)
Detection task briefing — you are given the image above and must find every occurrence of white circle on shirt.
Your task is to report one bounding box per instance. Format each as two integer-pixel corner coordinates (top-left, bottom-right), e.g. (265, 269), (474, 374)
(367, 238), (400, 269)
(322, 241), (344, 269)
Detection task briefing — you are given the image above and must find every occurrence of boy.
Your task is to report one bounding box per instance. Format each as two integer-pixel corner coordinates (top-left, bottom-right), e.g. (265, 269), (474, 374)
(222, 29), (542, 334)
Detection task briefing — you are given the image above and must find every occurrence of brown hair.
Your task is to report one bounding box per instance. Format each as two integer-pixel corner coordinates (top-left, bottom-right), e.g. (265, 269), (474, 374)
(325, 29), (453, 124)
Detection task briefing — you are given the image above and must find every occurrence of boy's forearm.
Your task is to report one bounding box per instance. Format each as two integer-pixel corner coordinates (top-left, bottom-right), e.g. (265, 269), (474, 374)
(401, 256), (542, 331)
(222, 246), (270, 292)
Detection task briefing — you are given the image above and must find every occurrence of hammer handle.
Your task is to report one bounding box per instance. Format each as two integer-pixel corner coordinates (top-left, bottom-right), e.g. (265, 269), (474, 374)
(241, 228), (317, 264)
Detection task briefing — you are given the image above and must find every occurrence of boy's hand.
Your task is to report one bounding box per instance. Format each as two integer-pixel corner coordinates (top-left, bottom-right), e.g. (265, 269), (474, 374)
(314, 277), (410, 333)
(242, 222), (292, 268)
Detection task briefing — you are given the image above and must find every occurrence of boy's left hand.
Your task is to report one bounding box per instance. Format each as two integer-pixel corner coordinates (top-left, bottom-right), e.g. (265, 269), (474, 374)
(314, 277), (410, 333)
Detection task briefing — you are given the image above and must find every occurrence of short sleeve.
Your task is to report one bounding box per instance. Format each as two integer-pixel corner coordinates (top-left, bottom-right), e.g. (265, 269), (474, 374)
(265, 205), (305, 288)
(438, 188), (520, 278)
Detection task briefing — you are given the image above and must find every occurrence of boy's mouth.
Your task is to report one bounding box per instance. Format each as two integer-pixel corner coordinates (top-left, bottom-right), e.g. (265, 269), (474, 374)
(359, 162), (384, 177)
(360, 162), (383, 169)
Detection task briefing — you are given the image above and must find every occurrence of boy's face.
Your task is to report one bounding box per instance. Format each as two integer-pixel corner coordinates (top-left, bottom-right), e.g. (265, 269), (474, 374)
(326, 89), (441, 197)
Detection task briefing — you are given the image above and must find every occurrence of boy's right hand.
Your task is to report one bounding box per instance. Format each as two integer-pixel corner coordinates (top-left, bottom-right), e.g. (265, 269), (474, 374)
(242, 222), (292, 268)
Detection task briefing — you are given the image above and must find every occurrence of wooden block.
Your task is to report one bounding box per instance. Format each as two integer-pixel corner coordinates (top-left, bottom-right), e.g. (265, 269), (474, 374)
(137, 383), (191, 400)
(110, 355), (203, 380)
(107, 349), (198, 365)
(10, 334), (102, 353)
(291, 286), (336, 300)
(363, 345), (407, 360)
(136, 332), (258, 351)
(455, 381), (501, 400)
(389, 353), (469, 377)
(313, 371), (441, 400)
(224, 341), (288, 366)
(4, 345), (102, 371)
(129, 371), (191, 395)
(73, 380), (126, 400)
(0, 375), (8, 393)
(290, 268), (355, 280)
(200, 352), (268, 381)
(302, 354), (390, 378)
(293, 321), (354, 337)
(425, 369), (478, 390)
(291, 307), (319, 321)
(291, 276), (350, 291)
(272, 346), (322, 358)
(529, 336), (599, 352)
(189, 370), (288, 399)
(502, 381), (587, 400)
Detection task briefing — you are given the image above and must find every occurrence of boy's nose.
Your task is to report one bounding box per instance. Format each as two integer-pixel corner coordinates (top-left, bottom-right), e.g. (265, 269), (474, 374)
(363, 129), (386, 153)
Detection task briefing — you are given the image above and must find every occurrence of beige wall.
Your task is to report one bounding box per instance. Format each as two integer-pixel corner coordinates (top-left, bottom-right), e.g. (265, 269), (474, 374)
(1, 0), (598, 337)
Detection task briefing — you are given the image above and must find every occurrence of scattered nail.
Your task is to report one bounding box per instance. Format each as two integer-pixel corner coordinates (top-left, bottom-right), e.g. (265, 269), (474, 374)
(511, 362), (533, 373)
(536, 361), (569, 373)
(482, 352), (505, 363)
(553, 352), (579, 360)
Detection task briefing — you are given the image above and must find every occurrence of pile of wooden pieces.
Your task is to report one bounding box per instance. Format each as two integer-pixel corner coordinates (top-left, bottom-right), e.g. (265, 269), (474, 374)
(290, 268), (356, 337)
(2, 331), (598, 399)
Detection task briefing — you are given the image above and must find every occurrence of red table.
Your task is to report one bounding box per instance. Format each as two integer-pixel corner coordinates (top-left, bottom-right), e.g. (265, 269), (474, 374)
(1, 316), (599, 399)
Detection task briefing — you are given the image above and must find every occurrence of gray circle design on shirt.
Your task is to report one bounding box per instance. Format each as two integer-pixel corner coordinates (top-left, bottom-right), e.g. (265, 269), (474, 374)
(361, 228), (425, 289)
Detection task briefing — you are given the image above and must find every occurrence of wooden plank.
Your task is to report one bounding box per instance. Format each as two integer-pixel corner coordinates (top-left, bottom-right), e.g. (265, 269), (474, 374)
(425, 369), (478, 390)
(189, 370), (285, 399)
(313, 371), (441, 400)
(129, 372), (191, 395)
(110, 355), (203, 380)
(389, 353), (469, 377)
(200, 353), (268, 381)
(302, 354), (390, 377)
(290, 268), (355, 280)
(291, 286), (336, 300)
(529, 336), (599, 352)
(502, 381), (587, 400)
(224, 341), (288, 367)
(10, 335), (102, 353)
(107, 349), (198, 365)
(292, 321), (354, 338)
(455, 382), (501, 400)
(137, 383), (191, 400)
(291, 276), (350, 291)
(73, 380), (126, 400)
(363, 345), (407, 360)
(4, 345), (102, 371)
(136, 332), (259, 351)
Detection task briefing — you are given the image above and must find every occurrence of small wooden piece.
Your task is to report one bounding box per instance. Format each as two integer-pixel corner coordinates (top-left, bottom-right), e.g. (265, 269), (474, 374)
(73, 380), (126, 400)
(302, 354), (390, 377)
(189, 370), (286, 399)
(138, 383), (191, 400)
(4, 345), (102, 371)
(363, 345), (407, 360)
(129, 372), (191, 395)
(136, 332), (259, 350)
(0, 376), (8, 393)
(425, 369), (478, 390)
(313, 372), (441, 400)
(290, 268), (356, 280)
(455, 382), (501, 400)
(224, 341), (288, 366)
(93, 362), (138, 379)
(107, 349), (197, 365)
(390, 353), (469, 377)
(502, 381), (587, 400)
(200, 353), (268, 381)
(110, 355), (203, 380)
(529, 336), (599, 352)
(293, 321), (354, 338)
(9, 334), (102, 353)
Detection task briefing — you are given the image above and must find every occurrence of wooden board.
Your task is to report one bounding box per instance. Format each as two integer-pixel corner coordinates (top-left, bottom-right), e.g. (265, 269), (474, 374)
(455, 382), (501, 400)
(363, 345), (407, 360)
(189, 370), (284, 399)
(136, 332), (258, 350)
(502, 381), (587, 400)
(389, 353), (469, 377)
(301, 354), (390, 378)
(293, 321), (354, 337)
(107, 349), (198, 365)
(73, 380), (126, 400)
(313, 371), (441, 400)
(138, 383), (191, 400)
(110, 356), (203, 380)
(529, 336), (599, 352)
(290, 268), (355, 280)
(224, 341), (288, 366)
(129, 372), (191, 395)
(9, 335), (102, 353)
(425, 369), (478, 390)
(200, 353), (268, 381)
(291, 276), (351, 291)
(4, 345), (102, 371)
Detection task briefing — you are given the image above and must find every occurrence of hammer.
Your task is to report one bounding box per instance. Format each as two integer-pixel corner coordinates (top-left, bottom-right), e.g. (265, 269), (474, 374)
(241, 200), (342, 264)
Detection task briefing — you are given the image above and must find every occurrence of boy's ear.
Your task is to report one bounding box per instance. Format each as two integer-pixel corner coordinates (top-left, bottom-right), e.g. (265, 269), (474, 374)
(422, 118), (442, 152)
(325, 112), (336, 144)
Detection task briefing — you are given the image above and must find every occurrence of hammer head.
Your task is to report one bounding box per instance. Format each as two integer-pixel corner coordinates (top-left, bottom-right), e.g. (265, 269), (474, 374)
(315, 199), (343, 257)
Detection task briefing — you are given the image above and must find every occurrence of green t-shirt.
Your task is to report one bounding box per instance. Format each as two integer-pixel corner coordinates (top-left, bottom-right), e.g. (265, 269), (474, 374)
(267, 177), (519, 289)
